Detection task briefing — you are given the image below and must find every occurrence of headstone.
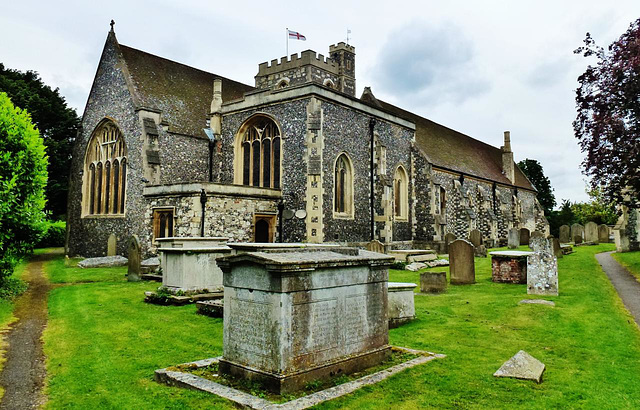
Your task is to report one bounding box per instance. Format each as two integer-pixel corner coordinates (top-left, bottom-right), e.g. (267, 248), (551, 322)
(449, 239), (475, 285)
(508, 228), (520, 249)
(388, 282), (417, 328)
(127, 235), (141, 282)
(530, 231), (545, 242)
(574, 234), (583, 245)
(559, 225), (571, 243)
(494, 350), (545, 383)
(570, 223), (584, 243)
(366, 239), (385, 254)
(474, 244), (487, 258)
(218, 248), (393, 394)
(584, 222), (599, 244)
(598, 224), (610, 243)
(420, 272), (447, 293)
(551, 237), (562, 259)
(519, 228), (530, 246)
(469, 229), (482, 247)
(107, 233), (117, 256)
(444, 233), (456, 253)
(527, 235), (558, 296)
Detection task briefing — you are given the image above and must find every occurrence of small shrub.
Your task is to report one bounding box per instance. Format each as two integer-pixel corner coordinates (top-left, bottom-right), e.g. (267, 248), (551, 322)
(37, 220), (66, 247)
(391, 261), (407, 270)
(0, 277), (27, 299)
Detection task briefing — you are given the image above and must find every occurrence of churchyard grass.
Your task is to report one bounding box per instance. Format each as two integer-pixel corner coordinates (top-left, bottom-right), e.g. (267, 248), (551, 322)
(612, 251), (640, 282)
(41, 244), (640, 408)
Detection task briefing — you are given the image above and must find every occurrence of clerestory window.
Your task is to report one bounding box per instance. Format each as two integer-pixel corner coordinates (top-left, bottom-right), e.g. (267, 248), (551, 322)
(83, 120), (127, 216)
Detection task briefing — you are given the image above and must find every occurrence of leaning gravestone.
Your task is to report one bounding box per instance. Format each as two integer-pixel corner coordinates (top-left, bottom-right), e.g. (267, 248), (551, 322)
(527, 235), (558, 296)
(107, 233), (117, 256)
(571, 223), (584, 243)
(584, 222), (599, 244)
(469, 229), (482, 247)
(598, 224), (609, 243)
(420, 272), (447, 293)
(559, 225), (571, 243)
(508, 228), (520, 249)
(127, 235), (142, 282)
(520, 228), (530, 246)
(444, 232), (456, 253)
(449, 239), (475, 285)
(574, 234), (583, 245)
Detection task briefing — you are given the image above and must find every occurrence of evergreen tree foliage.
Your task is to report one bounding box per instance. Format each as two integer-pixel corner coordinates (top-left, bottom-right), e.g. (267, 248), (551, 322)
(517, 158), (556, 215)
(0, 92), (48, 281)
(0, 63), (79, 218)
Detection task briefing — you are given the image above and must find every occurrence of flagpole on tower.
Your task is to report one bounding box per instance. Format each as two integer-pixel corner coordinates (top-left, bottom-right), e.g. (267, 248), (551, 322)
(286, 27), (289, 56)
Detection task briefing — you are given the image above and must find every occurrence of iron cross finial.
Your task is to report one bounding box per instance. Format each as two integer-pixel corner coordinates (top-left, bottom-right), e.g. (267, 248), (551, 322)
(110, 20), (115, 32)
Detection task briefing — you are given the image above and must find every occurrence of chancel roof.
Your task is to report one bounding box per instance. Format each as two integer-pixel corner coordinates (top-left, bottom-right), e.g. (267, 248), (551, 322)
(360, 90), (535, 191)
(118, 44), (254, 138)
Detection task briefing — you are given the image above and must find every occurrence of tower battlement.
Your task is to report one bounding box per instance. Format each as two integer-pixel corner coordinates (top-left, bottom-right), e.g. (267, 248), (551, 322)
(257, 50), (339, 77)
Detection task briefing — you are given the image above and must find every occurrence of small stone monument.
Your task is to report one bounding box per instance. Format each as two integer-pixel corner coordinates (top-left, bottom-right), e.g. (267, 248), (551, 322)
(574, 234), (583, 245)
(494, 350), (545, 383)
(508, 228), (520, 249)
(519, 228), (530, 246)
(388, 282), (417, 328)
(584, 222), (599, 243)
(598, 224), (609, 243)
(527, 235), (558, 296)
(571, 223), (584, 243)
(469, 229), (482, 247)
(559, 225), (571, 243)
(474, 244), (488, 258)
(127, 235), (141, 282)
(218, 248), (393, 393)
(449, 239), (475, 285)
(444, 232), (456, 253)
(420, 272), (447, 293)
(366, 239), (385, 254)
(107, 233), (117, 256)
(489, 250), (532, 283)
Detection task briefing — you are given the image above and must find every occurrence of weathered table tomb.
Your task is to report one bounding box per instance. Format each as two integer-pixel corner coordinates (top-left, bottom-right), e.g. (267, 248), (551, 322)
(217, 248), (393, 393)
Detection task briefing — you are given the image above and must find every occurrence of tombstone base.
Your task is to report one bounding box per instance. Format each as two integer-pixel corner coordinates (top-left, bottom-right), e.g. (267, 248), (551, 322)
(218, 345), (391, 394)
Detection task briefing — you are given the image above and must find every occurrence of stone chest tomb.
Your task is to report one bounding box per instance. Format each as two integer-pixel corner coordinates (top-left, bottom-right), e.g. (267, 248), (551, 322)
(157, 237), (231, 292)
(217, 248), (393, 393)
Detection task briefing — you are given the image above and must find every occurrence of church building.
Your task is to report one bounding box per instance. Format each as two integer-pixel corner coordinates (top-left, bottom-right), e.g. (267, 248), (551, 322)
(66, 26), (549, 257)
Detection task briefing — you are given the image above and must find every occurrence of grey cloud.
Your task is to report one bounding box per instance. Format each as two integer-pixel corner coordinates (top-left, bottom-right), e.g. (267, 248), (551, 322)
(526, 57), (571, 88)
(371, 22), (490, 105)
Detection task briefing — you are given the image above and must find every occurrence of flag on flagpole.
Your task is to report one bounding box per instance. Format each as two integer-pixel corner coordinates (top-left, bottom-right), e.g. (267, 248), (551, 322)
(288, 30), (306, 41)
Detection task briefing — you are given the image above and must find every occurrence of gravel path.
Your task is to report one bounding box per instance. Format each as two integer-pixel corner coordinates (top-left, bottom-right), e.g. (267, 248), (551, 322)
(595, 251), (640, 328)
(0, 250), (59, 409)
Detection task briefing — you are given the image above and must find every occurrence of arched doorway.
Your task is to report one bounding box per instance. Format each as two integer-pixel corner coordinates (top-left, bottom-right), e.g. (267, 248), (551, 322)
(254, 214), (276, 243)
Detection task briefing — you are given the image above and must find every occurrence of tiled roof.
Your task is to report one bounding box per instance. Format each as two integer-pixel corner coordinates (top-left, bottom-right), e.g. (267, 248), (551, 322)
(118, 44), (254, 138)
(360, 90), (534, 190)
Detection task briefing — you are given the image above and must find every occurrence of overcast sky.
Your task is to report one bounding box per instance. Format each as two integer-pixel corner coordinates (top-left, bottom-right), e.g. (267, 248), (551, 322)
(2, 1), (639, 205)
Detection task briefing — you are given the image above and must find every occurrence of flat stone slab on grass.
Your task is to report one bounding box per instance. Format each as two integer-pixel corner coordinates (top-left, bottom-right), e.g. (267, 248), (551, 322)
(494, 350), (545, 383)
(77, 255), (127, 268)
(519, 299), (555, 307)
(155, 347), (445, 410)
(196, 300), (224, 318)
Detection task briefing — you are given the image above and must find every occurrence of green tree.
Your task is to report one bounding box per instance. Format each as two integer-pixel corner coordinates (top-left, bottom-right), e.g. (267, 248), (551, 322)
(0, 63), (79, 218)
(571, 187), (618, 226)
(0, 92), (48, 281)
(517, 159), (556, 215)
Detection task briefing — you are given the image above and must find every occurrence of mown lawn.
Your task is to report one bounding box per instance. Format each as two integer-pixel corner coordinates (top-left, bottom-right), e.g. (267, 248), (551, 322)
(613, 251), (640, 283)
(42, 244), (640, 409)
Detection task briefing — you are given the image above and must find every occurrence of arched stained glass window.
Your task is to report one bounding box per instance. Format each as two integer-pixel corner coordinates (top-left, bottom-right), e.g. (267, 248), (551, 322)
(83, 120), (127, 216)
(236, 116), (282, 189)
(394, 165), (408, 220)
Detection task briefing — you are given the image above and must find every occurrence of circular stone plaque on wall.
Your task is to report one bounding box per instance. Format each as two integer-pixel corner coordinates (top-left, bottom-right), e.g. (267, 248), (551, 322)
(295, 210), (307, 219)
(283, 210), (295, 220)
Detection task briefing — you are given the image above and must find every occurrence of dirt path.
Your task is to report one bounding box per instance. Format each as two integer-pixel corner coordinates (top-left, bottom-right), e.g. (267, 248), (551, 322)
(596, 251), (640, 328)
(0, 250), (59, 409)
